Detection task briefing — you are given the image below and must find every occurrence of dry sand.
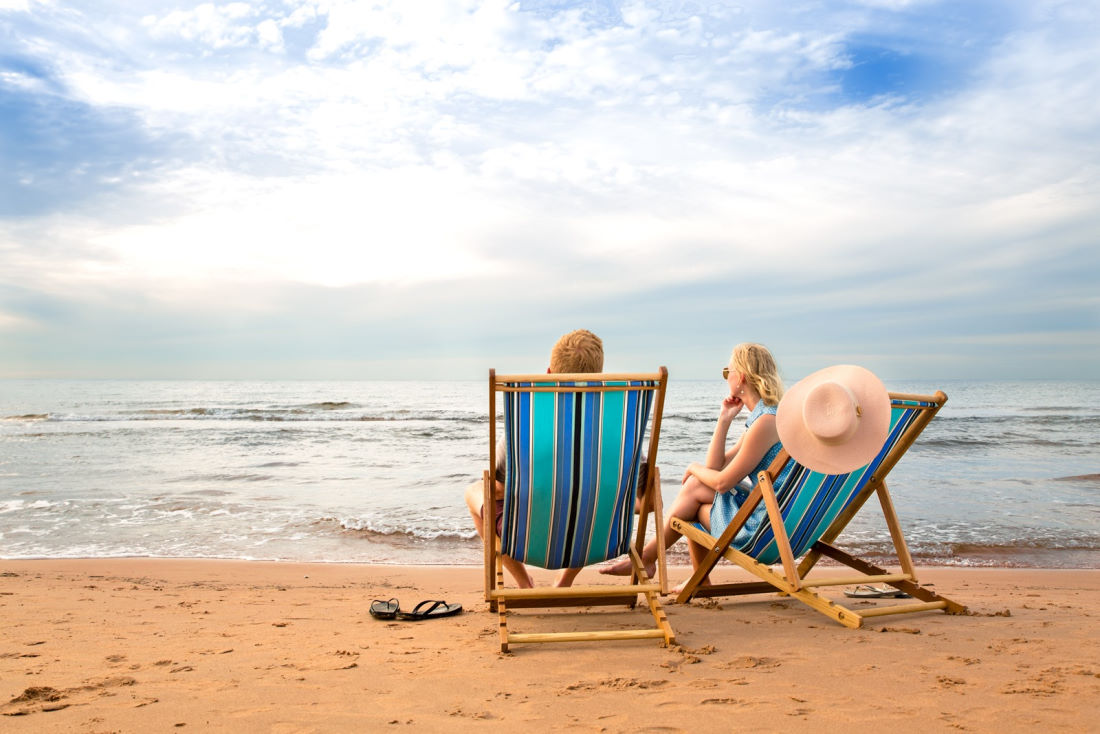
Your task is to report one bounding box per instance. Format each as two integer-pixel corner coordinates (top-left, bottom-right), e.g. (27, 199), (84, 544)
(2, 559), (1097, 732)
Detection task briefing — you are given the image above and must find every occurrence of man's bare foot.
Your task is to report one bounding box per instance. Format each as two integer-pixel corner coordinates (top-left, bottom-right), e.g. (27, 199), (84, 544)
(599, 558), (632, 576)
(599, 557), (656, 578)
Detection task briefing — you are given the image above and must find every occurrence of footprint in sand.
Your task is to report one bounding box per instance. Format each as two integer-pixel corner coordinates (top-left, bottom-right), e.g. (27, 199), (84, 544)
(947, 655), (981, 665)
(562, 678), (668, 694)
(718, 655), (781, 670)
(0, 676), (138, 717)
(446, 707), (494, 720)
(1, 686), (69, 715)
(1002, 667), (1076, 697)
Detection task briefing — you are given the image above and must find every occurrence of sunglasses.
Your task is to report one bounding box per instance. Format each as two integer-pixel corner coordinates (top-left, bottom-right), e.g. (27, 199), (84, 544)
(722, 367), (731, 379)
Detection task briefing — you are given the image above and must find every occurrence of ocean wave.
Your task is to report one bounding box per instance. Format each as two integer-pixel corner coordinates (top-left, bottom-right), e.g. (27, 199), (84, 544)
(2, 410), (485, 424)
(320, 515), (477, 542)
(917, 435), (1096, 450)
(1022, 405), (1094, 413)
(940, 414), (1100, 426)
(165, 473), (275, 483)
(124, 408), (217, 416)
(661, 413), (717, 423)
(1053, 473), (1100, 482)
(947, 538), (1100, 553)
(0, 499), (57, 514)
(835, 550), (1095, 569)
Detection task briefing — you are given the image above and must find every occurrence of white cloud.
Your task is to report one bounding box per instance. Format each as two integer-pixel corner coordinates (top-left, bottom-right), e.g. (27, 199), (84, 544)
(1, 0), (1098, 377)
(0, 0), (38, 11)
(37, 165), (510, 289)
(256, 19), (283, 52)
(0, 310), (34, 331)
(0, 69), (46, 92)
(142, 2), (262, 49)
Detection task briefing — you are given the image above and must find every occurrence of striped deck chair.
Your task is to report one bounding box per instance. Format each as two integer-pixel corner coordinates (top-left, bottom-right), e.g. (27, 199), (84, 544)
(672, 391), (966, 628)
(483, 369), (676, 652)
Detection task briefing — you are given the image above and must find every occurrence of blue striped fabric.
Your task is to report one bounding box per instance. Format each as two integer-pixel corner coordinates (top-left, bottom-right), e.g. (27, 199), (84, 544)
(737, 399), (934, 565)
(499, 380), (656, 570)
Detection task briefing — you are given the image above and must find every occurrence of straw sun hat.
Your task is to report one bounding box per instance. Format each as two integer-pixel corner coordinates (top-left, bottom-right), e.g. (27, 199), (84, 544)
(776, 365), (891, 475)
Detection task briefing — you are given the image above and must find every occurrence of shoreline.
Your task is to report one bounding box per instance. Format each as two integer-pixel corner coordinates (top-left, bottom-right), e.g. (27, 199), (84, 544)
(3, 559), (1099, 731)
(3, 551), (1096, 570)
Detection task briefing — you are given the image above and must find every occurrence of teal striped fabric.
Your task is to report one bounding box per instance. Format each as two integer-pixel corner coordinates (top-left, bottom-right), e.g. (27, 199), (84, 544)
(499, 380), (655, 570)
(737, 399), (933, 566)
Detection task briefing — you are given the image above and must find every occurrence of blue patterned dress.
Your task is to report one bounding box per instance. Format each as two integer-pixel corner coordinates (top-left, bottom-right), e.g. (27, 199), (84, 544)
(706, 401), (790, 548)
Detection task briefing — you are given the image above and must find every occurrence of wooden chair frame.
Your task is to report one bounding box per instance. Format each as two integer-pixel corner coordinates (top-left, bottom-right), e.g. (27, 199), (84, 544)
(483, 369), (676, 652)
(672, 391), (966, 628)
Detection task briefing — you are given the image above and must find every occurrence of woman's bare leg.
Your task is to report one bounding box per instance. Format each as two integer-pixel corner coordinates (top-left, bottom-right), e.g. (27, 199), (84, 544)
(600, 476), (715, 577)
(671, 526), (715, 595)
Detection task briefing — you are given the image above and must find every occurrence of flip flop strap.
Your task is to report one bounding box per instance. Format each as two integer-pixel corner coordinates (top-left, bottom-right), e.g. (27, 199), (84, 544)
(411, 599), (446, 615)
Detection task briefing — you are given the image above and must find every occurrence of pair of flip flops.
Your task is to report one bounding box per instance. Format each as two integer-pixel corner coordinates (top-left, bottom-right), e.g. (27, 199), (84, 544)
(369, 598), (463, 621)
(844, 585), (911, 599)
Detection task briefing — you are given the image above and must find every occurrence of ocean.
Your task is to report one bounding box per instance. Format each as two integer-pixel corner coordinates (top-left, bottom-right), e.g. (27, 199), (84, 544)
(1, 379), (1098, 568)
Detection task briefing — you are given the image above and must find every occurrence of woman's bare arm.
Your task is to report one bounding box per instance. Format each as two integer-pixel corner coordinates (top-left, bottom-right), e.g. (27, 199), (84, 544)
(684, 413), (779, 493)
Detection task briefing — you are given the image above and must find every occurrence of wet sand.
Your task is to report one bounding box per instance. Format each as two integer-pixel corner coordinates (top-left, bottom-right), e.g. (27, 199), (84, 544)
(2, 559), (1097, 731)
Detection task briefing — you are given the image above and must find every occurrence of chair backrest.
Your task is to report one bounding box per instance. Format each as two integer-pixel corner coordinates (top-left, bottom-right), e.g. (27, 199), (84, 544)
(739, 394), (943, 565)
(492, 372), (665, 570)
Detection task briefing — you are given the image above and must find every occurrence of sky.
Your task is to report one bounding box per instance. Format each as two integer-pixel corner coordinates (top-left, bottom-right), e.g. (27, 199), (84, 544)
(1, 0), (1098, 381)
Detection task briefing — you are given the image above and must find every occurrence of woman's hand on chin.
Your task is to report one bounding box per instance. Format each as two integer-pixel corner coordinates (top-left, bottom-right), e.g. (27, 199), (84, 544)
(720, 394), (743, 421)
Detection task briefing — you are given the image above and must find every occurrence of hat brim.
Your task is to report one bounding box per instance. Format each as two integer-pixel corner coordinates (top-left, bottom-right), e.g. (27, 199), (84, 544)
(776, 365), (891, 475)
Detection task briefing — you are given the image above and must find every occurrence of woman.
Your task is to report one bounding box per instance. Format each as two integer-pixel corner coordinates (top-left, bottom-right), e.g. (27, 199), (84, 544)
(601, 343), (788, 588)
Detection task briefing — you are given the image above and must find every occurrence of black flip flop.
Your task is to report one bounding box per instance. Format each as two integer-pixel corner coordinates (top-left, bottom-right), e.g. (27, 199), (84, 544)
(844, 585), (911, 599)
(369, 598), (400, 619)
(395, 599), (462, 621)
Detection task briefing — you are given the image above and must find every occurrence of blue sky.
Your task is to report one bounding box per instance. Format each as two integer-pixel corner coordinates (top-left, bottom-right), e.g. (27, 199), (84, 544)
(1, 0), (1098, 381)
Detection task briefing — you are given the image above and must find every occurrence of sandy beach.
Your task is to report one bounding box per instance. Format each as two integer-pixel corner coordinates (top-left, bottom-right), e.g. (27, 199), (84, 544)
(2, 560), (1097, 732)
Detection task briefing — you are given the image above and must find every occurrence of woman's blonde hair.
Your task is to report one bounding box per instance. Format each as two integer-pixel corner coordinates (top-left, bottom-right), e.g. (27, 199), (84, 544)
(731, 342), (783, 406)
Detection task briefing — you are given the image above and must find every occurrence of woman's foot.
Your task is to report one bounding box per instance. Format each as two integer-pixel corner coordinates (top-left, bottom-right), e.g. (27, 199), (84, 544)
(670, 575), (711, 596)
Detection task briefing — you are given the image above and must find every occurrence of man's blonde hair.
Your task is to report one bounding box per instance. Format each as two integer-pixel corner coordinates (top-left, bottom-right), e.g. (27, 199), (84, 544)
(550, 329), (604, 373)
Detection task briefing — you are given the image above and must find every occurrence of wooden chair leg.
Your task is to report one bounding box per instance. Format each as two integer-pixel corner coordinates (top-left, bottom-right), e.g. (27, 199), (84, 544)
(643, 589), (676, 645)
(876, 482), (917, 581)
(496, 555), (509, 652)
